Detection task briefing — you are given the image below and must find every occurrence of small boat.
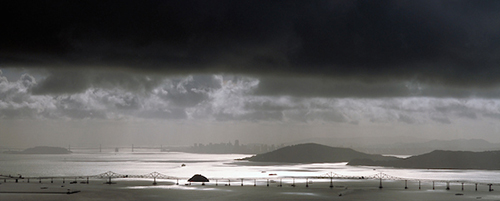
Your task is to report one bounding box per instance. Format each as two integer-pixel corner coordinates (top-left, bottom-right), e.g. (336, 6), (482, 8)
(269, 173), (277, 176)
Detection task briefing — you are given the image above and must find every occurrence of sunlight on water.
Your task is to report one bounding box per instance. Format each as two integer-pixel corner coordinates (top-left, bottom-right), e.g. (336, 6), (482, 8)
(281, 192), (319, 196)
(125, 185), (233, 192)
(1, 150), (500, 184)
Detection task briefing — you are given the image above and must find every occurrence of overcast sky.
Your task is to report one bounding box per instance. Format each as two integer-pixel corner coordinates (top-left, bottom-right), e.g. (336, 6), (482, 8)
(2, 0), (500, 148)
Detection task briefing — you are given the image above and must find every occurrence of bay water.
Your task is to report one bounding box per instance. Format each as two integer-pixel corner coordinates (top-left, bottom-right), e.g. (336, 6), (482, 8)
(1, 149), (499, 185)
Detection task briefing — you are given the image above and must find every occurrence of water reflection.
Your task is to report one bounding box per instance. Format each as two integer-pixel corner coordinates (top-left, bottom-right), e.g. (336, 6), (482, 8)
(281, 192), (319, 196)
(125, 185), (233, 192)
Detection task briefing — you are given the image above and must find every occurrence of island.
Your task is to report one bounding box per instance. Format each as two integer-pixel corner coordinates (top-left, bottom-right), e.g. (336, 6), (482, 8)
(348, 150), (500, 170)
(3, 146), (72, 154)
(242, 143), (397, 163)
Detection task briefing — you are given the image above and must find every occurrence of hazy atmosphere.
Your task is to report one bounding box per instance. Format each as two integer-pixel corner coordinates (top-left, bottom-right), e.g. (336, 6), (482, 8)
(2, 0), (500, 148)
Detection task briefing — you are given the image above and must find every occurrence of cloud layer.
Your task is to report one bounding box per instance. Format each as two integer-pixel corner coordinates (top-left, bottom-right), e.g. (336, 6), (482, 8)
(2, 71), (500, 126)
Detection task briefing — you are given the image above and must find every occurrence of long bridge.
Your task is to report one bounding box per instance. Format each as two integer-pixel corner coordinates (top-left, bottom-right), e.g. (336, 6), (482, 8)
(1, 171), (498, 192)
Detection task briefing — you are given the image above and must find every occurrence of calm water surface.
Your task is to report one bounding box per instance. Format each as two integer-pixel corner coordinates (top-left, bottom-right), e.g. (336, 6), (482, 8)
(1, 149), (499, 184)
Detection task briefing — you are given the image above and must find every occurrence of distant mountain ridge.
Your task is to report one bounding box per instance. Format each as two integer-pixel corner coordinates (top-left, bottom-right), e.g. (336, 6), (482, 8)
(3, 146), (72, 154)
(286, 138), (500, 155)
(348, 150), (500, 170)
(243, 143), (397, 163)
(367, 139), (500, 155)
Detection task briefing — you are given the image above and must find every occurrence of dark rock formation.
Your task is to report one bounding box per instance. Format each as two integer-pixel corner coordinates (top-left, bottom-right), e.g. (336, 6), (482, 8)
(188, 174), (209, 182)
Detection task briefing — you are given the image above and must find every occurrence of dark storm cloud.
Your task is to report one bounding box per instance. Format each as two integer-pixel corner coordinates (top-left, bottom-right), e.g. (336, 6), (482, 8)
(3, 0), (500, 88)
(32, 70), (163, 95)
(255, 77), (500, 98)
(32, 71), (89, 94)
(254, 77), (412, 98)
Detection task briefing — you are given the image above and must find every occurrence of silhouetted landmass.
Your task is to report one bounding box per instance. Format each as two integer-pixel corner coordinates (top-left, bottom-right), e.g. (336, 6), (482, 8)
(243, 143), (397, 163)
(3, 146), (72, 154)
(348, 150), (500, 170)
